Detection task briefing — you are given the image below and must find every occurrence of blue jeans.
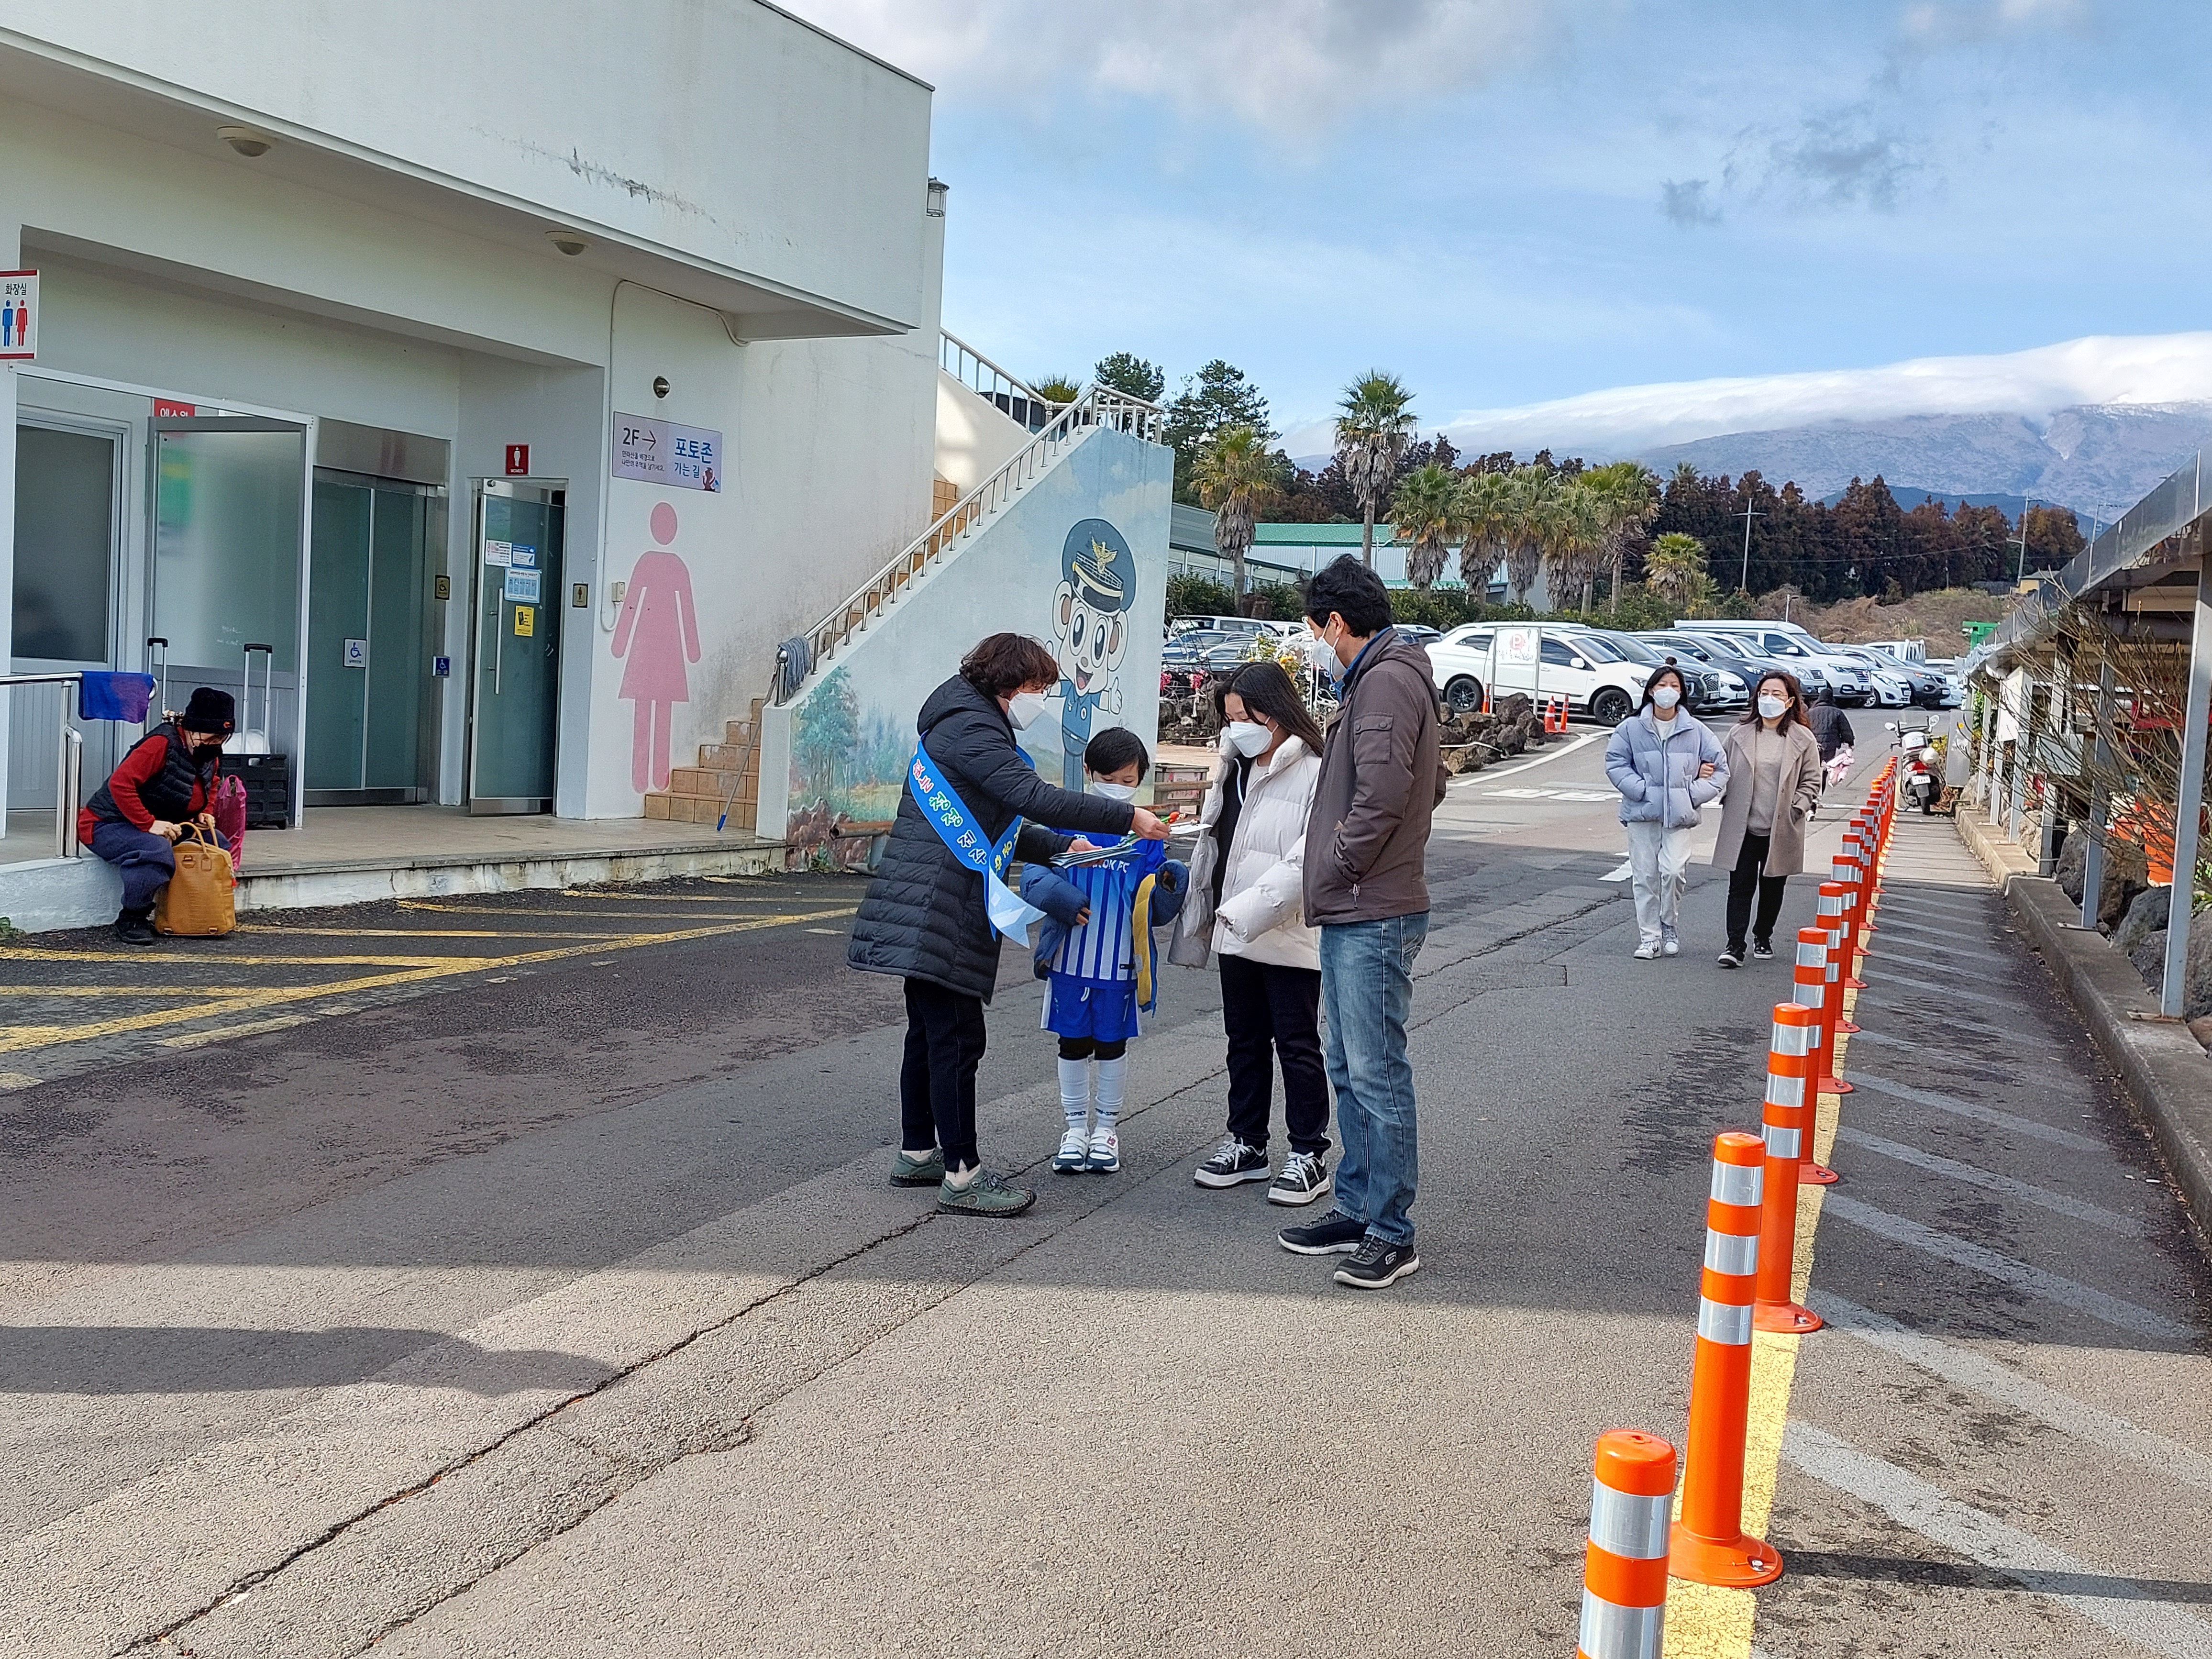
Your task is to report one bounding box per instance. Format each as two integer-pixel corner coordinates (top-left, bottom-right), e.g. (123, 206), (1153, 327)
(1318, 913), (1428, 1245)
(88, 821), (229, 912)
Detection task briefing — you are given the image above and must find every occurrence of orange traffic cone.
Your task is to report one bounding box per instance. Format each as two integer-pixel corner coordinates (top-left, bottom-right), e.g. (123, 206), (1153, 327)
(1755, 1002), (1823, 1334)
(1577, 1430), (1676, 1659)
(1670, 1131), (1783, 1587)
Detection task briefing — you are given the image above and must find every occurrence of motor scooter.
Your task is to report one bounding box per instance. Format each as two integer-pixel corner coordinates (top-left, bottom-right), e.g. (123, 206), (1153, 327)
(1890, 721), (1939, 814)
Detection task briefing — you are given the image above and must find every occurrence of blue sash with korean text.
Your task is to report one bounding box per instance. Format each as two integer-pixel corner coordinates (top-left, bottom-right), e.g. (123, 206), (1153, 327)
(908, 741), (1044, 940)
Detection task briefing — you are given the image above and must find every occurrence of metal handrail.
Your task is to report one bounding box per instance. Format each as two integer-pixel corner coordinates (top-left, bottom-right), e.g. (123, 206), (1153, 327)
(0, 672), (87, 859)
(788, 382), (1165, 697)
(940, 328), (1053, 414)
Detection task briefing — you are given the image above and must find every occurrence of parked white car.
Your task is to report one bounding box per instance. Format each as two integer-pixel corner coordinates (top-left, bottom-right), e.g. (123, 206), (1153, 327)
(1427, 624), (1651, 725)
(1679, 621), (1877, 707)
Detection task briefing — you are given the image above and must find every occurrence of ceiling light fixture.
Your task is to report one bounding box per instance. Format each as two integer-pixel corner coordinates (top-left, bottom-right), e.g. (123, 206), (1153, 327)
(216, 125), (275, 158)
(546, 229), (590, 256)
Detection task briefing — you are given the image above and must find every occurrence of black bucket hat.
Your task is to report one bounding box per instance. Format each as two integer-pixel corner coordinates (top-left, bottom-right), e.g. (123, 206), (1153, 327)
(179, 687), (236, 736)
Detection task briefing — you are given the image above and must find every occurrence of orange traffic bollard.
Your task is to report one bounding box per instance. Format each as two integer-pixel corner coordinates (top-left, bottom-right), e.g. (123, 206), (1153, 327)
(1755, 1002), (1823, 1334)
(1790, 926), (1833, 1102)
(1670, 1131), (1783, 1587)
(1576, 1429), (1677, 1659)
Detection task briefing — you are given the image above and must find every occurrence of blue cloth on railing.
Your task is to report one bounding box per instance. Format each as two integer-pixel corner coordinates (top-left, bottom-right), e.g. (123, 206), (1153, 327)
(78, 673), (156, 723)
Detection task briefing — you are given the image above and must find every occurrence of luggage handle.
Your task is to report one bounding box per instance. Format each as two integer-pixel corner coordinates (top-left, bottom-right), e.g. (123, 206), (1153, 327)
(146, 637), (169, 722)
(242, 643), (275, 739)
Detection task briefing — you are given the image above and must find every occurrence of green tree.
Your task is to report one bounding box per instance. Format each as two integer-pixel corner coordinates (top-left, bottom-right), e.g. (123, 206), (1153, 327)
(1581, 459), (1659, 613)
(1501, 467), (1559, 607)
(1645, 531), (1709, 614)
(1540, 478), (1604, 616)
(1388, 462), (1460, 592)
(1333, 371), (1416, 565)
(1191, 423), (1281, 598)
(1093, 352), (1166, 403)
(1030, 373), (1083, 404)
(1456, 469), (1513, 592)
(1163, 361), (1273, 503)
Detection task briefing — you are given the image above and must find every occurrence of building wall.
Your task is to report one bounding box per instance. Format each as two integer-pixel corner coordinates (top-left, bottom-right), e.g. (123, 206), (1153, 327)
(0, 0), (932, 331)
(933, 371), (1033, 496)
(757, 425), (1174, 858)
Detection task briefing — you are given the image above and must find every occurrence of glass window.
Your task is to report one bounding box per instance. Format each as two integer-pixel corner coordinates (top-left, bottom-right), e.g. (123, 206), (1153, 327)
(12, 424), (115, 663)
(1539, 637), (1577, 667)
(153, 425), (305, 672)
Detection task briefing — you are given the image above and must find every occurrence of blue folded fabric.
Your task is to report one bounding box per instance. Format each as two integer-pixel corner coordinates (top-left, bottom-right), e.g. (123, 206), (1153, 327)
(79, 673), (157, 723)
(1019, 864), (1091, 978)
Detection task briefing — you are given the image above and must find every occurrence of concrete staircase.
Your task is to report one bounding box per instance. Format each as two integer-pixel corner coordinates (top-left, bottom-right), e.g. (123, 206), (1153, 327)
(641, 699), (763, 829)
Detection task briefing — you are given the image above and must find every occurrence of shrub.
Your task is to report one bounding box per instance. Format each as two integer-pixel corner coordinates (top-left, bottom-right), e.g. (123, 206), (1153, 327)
(1166, 573), (1237, 619)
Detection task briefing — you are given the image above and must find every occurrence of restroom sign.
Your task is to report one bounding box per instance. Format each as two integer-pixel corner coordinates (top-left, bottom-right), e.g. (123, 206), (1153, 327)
(0, 272), (35, 361)
(504, 443), (530, 476)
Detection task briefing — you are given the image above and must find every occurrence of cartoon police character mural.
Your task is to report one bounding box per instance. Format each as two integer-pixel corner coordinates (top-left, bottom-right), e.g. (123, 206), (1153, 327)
(1049, 519), (1135, 792)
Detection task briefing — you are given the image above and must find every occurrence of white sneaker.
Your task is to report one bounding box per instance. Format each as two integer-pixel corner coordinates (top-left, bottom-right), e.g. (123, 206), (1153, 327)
(1661, 930), (1680, 957)
(1054, 1128), (1089, 1173)
(1633, 941), (1659, 960)
(1086, 1127), (1120, 1173)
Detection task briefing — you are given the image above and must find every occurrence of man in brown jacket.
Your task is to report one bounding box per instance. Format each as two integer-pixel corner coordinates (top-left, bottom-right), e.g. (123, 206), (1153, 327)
(1275, 556), (1447, 1289)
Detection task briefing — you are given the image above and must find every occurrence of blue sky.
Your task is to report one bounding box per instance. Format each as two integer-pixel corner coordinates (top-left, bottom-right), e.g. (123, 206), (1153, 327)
(791, 1), (2212, 450)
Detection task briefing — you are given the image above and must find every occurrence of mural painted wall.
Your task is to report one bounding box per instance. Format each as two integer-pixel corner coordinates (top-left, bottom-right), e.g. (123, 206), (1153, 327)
(758, 423), (1172, 866)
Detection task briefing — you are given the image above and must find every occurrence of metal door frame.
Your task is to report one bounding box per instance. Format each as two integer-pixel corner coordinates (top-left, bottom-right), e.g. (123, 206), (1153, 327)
(465, 476), (566, 815)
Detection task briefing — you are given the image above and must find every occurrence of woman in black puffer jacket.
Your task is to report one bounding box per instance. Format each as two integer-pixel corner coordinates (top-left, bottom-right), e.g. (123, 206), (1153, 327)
(849, 633), (1166, 1217)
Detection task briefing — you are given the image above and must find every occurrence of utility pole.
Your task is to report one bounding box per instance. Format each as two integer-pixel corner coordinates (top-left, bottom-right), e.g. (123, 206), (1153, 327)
(1735, 498), (1765, 594)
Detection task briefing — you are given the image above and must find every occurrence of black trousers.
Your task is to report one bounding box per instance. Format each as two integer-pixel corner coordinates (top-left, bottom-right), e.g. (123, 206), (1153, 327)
(1219, 953), (1331, 1157)
(900, 977), (986, 1171)
(1726, 831), (1790, 951)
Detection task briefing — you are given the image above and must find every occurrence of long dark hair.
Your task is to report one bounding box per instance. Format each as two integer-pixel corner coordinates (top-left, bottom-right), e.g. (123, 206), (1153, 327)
(1215, 660), (1326, 755)
(1638, 663), (1690, 714)
(1740, 669), (1811, 736)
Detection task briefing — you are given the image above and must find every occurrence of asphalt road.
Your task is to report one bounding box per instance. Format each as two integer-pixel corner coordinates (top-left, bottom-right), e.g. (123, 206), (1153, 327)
(0, 724), (2204, 1659)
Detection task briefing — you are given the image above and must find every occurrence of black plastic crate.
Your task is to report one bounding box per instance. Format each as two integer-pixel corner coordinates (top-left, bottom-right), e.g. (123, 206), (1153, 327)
(232, 753), (292, 829)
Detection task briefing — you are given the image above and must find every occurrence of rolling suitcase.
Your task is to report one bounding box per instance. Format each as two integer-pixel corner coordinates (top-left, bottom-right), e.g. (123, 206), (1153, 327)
(223, 643), (291, 828)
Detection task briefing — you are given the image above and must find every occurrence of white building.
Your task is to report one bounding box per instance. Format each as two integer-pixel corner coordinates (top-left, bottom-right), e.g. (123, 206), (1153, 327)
(0, 3), (1168, 929)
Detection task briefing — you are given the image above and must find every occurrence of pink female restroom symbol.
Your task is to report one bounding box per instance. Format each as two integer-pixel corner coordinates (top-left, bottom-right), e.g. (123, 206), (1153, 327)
(611, 501), (700, 794)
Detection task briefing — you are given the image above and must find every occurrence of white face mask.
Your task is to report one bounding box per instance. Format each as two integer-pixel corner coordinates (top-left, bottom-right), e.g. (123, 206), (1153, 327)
(1224, 720), (1272, 757)
(1305, 624), (1342, 674)
(1650, 686), (1681, 711)
(1758, 694), (1788, 719)
(1006, 690), (1049, 730)
(1087, 779), (1138, 802)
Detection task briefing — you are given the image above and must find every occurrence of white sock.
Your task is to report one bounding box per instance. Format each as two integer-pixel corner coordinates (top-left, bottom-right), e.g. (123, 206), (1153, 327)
(903, 1146), (936, 1161)
(1094, 1055), (1128, 1130)
(945, 1162), (977, 1190)
(1058, 1058), (1091, 1131)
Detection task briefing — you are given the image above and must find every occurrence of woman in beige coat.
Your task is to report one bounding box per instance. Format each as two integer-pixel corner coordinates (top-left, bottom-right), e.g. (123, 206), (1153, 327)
(1710, 670), (1824, 968)
(1171, 662), (1332, 1206)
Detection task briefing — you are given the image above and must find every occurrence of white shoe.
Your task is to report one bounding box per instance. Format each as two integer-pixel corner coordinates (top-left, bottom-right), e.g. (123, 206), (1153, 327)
(1661, 931), (1680, 957)
(1086, 1127), (1120, 1173)
(1633, 942), (1659, 960)
(1054, 1128), (1089, 1173)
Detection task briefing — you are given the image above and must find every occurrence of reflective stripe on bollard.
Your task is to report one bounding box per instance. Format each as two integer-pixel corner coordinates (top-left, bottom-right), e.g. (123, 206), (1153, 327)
(1577, 1429), (1677, 1659)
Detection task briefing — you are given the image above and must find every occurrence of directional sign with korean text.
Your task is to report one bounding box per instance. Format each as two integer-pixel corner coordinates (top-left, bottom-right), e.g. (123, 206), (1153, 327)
(612, 413), (721, 492)
(0, 271), (37, 361)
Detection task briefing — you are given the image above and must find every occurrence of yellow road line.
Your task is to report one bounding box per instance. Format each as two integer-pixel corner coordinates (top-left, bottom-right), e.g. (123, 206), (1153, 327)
(553, 888), (796, 902)
(394, 903), (785, 920)
(235, 926), (636, 939)
(0, 1071), (41, 1090)
(0, 950), (476, 967)
(159, 1014), (314, 1048)
(0, 907), (856, 1055)
(0, 985), (280, 998)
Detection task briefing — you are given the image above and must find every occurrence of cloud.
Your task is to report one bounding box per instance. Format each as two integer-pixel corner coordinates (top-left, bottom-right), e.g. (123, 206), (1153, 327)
(1899, 0), (2088, 50)
(1659, 178), (1720, 227)
(782, 0), (1579, 134)
(1392, 332), (2212, 457)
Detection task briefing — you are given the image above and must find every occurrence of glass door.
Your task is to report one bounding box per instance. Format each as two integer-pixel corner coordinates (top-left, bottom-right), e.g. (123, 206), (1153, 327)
(468, 480), (564, 813)
(305, 474), (441, 804)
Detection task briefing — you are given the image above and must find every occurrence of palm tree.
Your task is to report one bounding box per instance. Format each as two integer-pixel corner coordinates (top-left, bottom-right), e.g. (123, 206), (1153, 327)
(1389, 463), (1460, 591)
(1501, 467), (1558, 608)
(1334, 372), (1416, 566)
(1030, 374), (1083, 404)
(1541, 479), (1604, 617)
(1455, 470), (1512, 594)
(1645, 531), (1709, 616)
(1191, 423), (1280, 599)
(1582, 460), (1659, 613)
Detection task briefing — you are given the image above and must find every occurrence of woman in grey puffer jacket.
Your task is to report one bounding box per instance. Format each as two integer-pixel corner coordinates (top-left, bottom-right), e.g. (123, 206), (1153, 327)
(1604, 664), (1728, 959)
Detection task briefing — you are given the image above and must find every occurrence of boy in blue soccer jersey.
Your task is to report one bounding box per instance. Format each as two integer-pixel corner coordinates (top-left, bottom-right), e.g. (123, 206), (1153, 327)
(1031, 728), (1186, 1174)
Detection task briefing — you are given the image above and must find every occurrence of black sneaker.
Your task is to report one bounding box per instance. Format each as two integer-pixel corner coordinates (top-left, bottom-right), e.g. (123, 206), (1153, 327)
(1716, 947), (1744, 969)
(1277, 1209), (1366, 1255)
(1334, 1236), (1421, 1289)
(114, 908), (156, 948)
(1751, 939), (1775, 961)
(1194, 1136), (1270, 1189)
(1267, 1150), (1332, 1207)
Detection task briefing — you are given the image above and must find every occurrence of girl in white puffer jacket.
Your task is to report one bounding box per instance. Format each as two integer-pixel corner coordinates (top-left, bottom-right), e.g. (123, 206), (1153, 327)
(1170, 661), (1333, 1206)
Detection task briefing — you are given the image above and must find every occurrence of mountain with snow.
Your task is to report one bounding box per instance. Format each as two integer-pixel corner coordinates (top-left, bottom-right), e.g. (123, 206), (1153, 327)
(1636, 402), (2212, 517)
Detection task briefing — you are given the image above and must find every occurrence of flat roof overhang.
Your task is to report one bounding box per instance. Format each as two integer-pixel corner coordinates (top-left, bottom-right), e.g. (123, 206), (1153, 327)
(0, 35), (911, 343)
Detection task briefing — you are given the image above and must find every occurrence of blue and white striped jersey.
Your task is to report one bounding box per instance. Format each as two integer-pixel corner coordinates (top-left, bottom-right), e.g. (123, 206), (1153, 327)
(1048, 840), (1168, 986)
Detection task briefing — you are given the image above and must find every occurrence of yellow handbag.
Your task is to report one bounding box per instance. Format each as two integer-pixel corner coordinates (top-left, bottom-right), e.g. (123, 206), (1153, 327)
(154, 822), (237, 937)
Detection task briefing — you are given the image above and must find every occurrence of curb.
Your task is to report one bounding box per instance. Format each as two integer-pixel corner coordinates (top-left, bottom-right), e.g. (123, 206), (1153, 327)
(1956, 810), (2212, 1258)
